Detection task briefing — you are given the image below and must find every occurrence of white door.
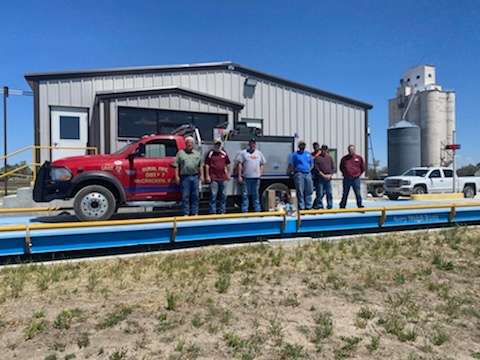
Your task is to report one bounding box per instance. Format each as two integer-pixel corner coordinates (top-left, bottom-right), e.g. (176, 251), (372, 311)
(428, 169), (444, 193)
(51, 108), (88, 160)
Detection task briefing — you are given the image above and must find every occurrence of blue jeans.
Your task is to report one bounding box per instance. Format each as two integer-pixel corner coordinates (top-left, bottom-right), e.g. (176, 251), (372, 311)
(340, 177), (363, 208)
(241, 178), (261, 212)
(294, 172), (313, 210)
(181, 175), (199, 215)
(209, 180), (226, 214)
(314, 176), (333, 209)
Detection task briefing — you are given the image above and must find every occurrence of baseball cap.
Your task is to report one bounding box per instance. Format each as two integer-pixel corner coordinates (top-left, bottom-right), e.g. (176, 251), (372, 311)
(214, 138), (222, 145)
(321, 144), (329, 150)
(298, 140), (306, 146)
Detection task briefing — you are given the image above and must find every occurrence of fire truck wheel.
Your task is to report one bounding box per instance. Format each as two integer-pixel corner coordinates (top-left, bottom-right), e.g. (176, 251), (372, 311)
(73, 185), (117, 221)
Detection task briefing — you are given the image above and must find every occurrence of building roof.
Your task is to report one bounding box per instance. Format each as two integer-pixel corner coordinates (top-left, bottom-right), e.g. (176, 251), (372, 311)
(95, 86), (244, 110)
(25, 61), (372, 109)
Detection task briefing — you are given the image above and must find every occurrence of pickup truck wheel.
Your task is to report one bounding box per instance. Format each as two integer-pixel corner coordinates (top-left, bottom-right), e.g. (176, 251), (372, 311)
(412, 185), (426, 195)
(463, 185), (475, 198)
(74, 185), (116, 221)
(387, 194), (399, 201)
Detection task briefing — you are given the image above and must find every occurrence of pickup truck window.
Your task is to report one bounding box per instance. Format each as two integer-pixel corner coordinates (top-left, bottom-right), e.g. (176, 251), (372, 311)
(403, 169), (428, 177)
(443, 169), (453, 178)
(144, 139), (177, 158)
(429, 170), (441, 178)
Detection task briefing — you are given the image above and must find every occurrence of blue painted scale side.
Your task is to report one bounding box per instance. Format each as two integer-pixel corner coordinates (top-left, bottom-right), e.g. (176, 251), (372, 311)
(0, 207), (479, 257)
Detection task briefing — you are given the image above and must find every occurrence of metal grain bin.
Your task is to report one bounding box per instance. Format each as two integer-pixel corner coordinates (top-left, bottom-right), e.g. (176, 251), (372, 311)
(388, 120), (421, 175)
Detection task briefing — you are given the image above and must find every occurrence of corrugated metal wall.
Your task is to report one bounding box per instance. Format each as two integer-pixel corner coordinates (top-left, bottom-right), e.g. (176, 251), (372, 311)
(38, 69), (366, 167)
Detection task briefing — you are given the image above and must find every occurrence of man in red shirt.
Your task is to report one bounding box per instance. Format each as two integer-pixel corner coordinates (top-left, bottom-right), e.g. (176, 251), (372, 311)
(339, 145), (365, 209)
(205, 139), (231, 214)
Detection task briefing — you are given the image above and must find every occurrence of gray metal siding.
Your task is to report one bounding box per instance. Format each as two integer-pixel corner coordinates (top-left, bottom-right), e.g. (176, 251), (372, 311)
(38, 69), (366, 168)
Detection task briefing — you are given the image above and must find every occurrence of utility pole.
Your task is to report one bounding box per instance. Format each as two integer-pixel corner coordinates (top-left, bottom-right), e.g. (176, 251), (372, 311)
(3, 86), (8, 196)
(452, 130), (456, 193)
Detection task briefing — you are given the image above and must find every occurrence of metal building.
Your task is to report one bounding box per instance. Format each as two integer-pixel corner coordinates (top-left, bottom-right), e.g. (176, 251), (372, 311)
(387, 120), (421, 175)
(25, 61), (372, 169)
(388, 65), (455, 169)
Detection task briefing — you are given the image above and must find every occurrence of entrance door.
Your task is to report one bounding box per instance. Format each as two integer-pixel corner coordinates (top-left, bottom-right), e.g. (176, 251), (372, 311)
(51, 108), (88, 160)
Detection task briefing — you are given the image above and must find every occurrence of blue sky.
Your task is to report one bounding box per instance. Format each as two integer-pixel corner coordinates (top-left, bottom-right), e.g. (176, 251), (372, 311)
(1, 0), (479, 166)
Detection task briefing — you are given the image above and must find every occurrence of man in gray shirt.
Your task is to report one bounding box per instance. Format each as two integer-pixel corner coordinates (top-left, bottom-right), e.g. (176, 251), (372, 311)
(237, 139), (266, 212)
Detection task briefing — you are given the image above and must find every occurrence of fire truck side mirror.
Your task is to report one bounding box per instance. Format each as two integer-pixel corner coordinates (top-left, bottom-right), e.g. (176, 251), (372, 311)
(128, 143), (145, 160)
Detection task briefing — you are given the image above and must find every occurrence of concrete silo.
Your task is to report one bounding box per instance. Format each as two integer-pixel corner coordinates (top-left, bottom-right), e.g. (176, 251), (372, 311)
(388, 65), (455, 168)
(388, 120), (421, 175)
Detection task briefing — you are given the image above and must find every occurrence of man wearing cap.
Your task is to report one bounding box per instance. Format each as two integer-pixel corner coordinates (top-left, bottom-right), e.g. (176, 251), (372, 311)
(205, 139), (231, 214)
(237, 139), (266, 212)
(313, 145), (336, 209)
(288, 140), (314, 210)
(173, 136), (204, 216)
(339, 144), (365, 209)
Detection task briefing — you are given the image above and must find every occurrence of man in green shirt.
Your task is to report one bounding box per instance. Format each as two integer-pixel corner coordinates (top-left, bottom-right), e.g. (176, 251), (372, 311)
(173, 136), (204, 215)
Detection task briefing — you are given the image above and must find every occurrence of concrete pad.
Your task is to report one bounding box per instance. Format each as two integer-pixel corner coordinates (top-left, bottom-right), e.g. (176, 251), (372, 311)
(411, 193), (464, 201)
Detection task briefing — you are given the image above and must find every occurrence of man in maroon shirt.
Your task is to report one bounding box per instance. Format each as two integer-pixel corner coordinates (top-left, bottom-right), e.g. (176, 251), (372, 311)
(339, 145), (365, 209)
(205, 139), (231, 214)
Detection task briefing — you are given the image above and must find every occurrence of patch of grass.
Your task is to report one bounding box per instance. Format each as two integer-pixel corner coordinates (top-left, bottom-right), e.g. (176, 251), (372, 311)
(397, 327), (417, 342)
(25, 311), (47, 340)
(77, 332), (90, 348)
(393, 271), (406, 285)
(311, 311), (333, 351)
(165, 290), (178, 311)
(334, 336), (362, 359)
(278, 343), (308, 359)
(191, 313), (204, 328)
(430, 326), (449, 346)
(44, 355), (57, 360)
(64, 354), (76, 360)
(366, 335), (380, 353)
(214, 273), (231, 294)
(432, 253), (454, 271)
(109, 348), (128, 360)
(173, 339), (201, 359)
(96, 305), (132, 329)
(223, 331), (263, 359)
(280, 292), (300, 307)
(156, 313), (178, 333)
(268, 318), (284, 345)
(86, 270), (100, 292)
(357, 306), (375, 320)
(53, 308), (83, 330)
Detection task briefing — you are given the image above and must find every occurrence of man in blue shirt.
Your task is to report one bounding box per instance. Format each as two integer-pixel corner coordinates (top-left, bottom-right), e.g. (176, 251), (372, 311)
(288, 140), (314, 210)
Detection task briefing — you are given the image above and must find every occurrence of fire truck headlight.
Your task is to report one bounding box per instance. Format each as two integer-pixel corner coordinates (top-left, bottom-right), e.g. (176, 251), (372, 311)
(51, 167), (72, 182)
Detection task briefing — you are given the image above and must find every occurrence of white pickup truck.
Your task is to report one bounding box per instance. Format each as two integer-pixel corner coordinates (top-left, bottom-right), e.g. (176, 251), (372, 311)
(384, 167), (480, 200)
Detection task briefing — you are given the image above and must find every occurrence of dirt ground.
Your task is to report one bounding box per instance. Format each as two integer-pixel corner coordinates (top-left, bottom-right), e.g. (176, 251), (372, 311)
(0, 226), (480, 360)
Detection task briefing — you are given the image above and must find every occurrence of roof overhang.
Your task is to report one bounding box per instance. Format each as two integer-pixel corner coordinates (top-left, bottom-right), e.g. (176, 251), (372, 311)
(25, 61), (372, 110)
(95, 86), (244, 111)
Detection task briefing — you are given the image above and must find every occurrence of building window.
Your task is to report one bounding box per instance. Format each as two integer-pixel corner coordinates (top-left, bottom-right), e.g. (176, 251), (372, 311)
(118, 106), (228, 141)
(59, 116), (80, 140)
(416, 75), (421, 79)
(428, 74), (432, 78)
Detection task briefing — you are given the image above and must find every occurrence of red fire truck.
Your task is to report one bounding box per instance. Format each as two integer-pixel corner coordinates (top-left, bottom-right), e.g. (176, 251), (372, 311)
(33, 129), (294, 220)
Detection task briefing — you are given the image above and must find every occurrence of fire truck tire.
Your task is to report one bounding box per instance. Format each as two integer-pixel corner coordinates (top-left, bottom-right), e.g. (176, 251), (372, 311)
(73, 185), (117, 221)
